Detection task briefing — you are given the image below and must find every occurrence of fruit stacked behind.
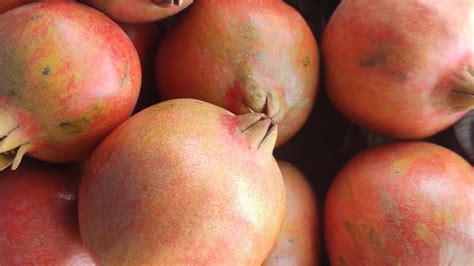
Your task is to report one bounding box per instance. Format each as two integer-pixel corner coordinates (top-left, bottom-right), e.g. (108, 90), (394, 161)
(0, 0), (472, 265)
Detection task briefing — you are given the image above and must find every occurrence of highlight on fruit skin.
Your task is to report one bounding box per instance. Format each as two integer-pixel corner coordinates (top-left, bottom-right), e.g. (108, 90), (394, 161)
(323, 0), (474, 139)
(0, 1), (141, 171)
(79, 99), (286, 265)
(85, 0), (194, 23)
(325, 141), (474, 265)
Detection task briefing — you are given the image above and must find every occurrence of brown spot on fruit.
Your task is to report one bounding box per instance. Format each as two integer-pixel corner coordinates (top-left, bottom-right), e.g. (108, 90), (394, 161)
(24, 13), (44, 23)
(303, 56), (310, 67)
(359, 49), (387, 67)
(359, 47), (408, 83)
(59, 119), (89, 134)
(41, 67), (51, 76)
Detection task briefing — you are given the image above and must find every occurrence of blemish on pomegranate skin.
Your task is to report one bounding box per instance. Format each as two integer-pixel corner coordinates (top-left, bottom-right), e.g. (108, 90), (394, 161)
(59, 118), (89, 134)
(359, 49), (387, 67)
(358, 47), (408, 83)
(41, 67), (51, 76)
(302, 55), (311, 67)
(118, 65), (130, 90)
(23, 13), (44, 23)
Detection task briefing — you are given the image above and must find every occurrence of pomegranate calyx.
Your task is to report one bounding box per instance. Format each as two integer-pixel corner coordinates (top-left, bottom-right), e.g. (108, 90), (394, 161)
(236, 112), (278, 152)
(449, 66), (474, 111)
(152, 0), (183, 8)
(242, 92), (282, 121)
(0, 122), (30, 171)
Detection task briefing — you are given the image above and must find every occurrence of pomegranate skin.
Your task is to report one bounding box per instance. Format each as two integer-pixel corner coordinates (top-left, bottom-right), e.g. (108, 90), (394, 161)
(0, 160), (94, 265)
(156, 0), (319, 146)
(118, 22), (161, 112)
(323, 0), (474, 139)
(325, 141), (474, 265)
(0, 0), (35, 14)
(79, 99), (286, 265)
(0, 0), (74, 14)
(85, 0), (194, 23)
(263, 161), (319, 266)
(0, 2), (141, 169)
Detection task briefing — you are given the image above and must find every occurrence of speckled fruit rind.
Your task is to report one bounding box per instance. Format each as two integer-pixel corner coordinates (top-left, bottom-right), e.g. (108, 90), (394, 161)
(0, 160), (94, 265)
(85, 0), (194, 23)
(79, 99), (286, 265)
(325, 141), (474, 265)
(323, 0), (474, 139)
(0, 2), (141, 170)
(263, 161), (319, 266)
(156, 0), (319, 146)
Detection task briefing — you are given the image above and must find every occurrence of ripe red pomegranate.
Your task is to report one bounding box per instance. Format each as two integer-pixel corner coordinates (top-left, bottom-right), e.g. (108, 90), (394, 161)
(0, 2), (141, 171)
(156, 0), (319, 146)
(263, 161), (319, 266)
(79, 99), (286, 265)
(323, 0), (474, 139)
(325, 141), (474, 265)
(119, 22), (161, 112)
(0, 160), (94, 265)
(85, 0), (193, 23)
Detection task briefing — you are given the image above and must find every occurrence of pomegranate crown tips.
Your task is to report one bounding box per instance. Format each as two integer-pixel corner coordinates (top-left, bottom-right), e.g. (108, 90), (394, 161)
(153, 0), (184, 7)
(0, 112), (29, 171)
(85, 0), (194, 23)
(0, 2), (141, 171)
(450, 66), (474, 110)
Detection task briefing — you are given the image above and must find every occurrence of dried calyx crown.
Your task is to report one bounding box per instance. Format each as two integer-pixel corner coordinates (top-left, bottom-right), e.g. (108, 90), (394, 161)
(0, 112), (29, 171)
(152, 0), (184, 7)
(450, 65), (474, 111)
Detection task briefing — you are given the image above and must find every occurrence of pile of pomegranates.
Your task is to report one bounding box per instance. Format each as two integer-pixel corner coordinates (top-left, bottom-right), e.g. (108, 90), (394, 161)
(0, 0), (472, 265)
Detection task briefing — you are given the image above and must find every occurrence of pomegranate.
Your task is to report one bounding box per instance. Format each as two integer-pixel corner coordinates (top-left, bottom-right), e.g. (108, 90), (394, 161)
(155, 0), (319, 146)
(118, 22), (161, 112)
(0, 160), (94, 265)
(323, 0), (474, 139)
(0, 2), (141, 171)
(325, 141), (474, 265)
(79, 99), (286, 265)
(263, 161), (319, 266)
(85, 0), (193, 23)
